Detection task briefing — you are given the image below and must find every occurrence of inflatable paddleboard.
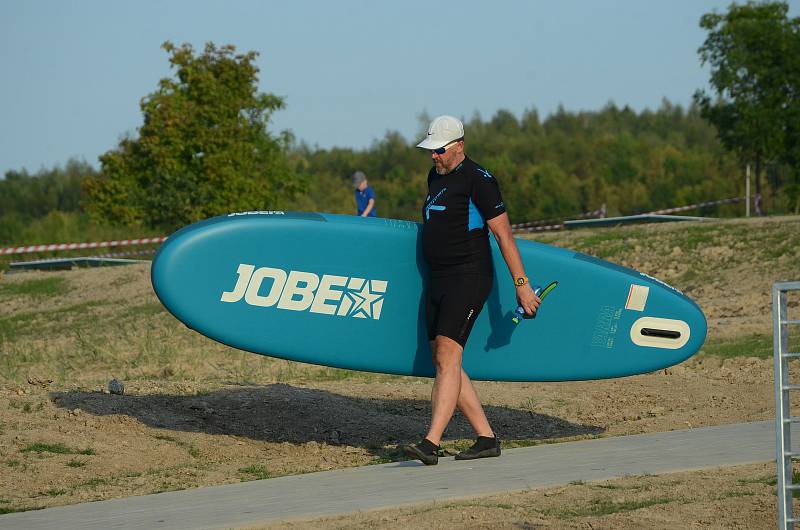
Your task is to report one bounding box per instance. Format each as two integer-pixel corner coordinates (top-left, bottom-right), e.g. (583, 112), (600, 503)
(151, 211), (707, 382)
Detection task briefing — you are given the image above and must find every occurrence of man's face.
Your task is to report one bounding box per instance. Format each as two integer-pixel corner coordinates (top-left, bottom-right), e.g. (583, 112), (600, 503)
(357, 180), (368, 192)
(431, 140), (464, 175)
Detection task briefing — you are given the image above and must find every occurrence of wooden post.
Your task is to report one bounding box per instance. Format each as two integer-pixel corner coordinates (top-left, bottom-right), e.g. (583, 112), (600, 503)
(746, 164), (750, 218)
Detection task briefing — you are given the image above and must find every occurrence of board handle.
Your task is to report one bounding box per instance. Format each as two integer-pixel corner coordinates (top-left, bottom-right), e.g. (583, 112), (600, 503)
(512, 281), (558, 324)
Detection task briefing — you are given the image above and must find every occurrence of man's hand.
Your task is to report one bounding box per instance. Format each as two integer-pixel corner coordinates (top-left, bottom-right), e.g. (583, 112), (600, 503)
(516, 283), (541, 316)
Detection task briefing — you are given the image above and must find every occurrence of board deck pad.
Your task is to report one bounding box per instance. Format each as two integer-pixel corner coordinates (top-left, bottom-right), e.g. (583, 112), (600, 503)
(151, 212), (707, 382)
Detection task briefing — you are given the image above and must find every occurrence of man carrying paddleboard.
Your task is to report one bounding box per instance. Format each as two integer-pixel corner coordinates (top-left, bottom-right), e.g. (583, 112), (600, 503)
(401, 115), (540, 465)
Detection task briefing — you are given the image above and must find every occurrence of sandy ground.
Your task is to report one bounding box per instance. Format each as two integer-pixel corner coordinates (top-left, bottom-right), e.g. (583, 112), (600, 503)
(0, 356), (787, 508)
(1, 216), (799, 528)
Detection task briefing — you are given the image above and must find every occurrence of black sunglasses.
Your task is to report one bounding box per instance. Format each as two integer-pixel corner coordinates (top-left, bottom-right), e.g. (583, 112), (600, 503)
(432, 138), (463, 155)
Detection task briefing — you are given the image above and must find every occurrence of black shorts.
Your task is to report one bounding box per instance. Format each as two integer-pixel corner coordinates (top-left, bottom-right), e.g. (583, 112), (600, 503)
(425, 274), (493, 347)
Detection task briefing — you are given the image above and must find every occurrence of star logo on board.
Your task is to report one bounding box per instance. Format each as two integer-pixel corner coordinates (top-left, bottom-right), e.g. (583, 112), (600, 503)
(341, 278), (387, 319)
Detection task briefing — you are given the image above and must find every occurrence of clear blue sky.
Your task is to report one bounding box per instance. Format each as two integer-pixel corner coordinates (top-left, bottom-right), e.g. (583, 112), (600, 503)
(1, 0), (798, 175)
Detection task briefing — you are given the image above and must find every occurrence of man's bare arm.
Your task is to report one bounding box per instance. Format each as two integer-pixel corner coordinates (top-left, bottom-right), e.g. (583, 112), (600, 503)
(487, 212), (540, 315)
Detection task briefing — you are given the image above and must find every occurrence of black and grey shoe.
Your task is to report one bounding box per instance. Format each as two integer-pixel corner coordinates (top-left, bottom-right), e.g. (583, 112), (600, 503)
(400, 438), (441, 466)
(455, 436), (501, 460)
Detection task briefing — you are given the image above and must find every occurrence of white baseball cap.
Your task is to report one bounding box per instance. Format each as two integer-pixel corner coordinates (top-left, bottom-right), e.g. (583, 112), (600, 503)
(416, 115), (464, 150)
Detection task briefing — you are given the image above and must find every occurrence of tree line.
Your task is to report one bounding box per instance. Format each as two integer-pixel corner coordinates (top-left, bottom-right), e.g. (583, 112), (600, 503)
(1, 1), (797, 244)
(288, 102), (751, 222)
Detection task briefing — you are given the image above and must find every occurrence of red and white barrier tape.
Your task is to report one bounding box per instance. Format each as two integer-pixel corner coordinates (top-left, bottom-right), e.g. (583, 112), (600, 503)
(646, 197), (743, 215)
(511, 206), (606, 231)
(512, 197), (744, 233)
(0, 237), (166, 256)
(513, 223), (566, 233)
(0, 197), (746, 254)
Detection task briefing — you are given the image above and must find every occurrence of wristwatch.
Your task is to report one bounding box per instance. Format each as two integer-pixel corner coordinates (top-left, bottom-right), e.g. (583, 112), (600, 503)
(514, 276), (528, 287)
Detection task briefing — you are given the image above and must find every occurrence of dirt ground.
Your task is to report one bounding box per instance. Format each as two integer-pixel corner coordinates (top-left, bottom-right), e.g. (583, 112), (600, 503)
(1, 216), (799, 528)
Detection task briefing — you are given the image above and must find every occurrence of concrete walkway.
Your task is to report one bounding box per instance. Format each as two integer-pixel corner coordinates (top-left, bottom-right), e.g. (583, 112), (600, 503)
(0, 420), (783, 530)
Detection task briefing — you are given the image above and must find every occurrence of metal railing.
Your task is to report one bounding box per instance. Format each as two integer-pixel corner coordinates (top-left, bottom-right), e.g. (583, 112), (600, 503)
(775, 281), (800, 529)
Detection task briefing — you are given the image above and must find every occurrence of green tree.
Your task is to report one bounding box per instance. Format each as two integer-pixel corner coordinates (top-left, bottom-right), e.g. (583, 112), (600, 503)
(86, 42), (303, 230)
(782, 17), (800, 212)
(0, 159), (94, 219)
(694, 1), (800, 213)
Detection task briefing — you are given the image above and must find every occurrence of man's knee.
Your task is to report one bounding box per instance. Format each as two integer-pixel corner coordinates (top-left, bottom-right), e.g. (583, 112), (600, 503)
(432, 335), (463, 371)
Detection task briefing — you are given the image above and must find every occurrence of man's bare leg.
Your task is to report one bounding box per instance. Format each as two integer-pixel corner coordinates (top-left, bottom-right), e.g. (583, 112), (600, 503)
(456, 369), (494, 438)
(425, 337), (495, 445)
(425, 335), (463, 446)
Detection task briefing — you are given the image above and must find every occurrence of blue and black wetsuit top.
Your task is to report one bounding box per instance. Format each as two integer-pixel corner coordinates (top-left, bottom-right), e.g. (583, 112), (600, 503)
(421, 157), (507, 278)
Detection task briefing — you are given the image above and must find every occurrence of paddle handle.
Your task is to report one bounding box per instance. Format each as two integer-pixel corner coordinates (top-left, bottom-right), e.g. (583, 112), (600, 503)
(512, 285), (542, 323)
(511, 281), (558, 324)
